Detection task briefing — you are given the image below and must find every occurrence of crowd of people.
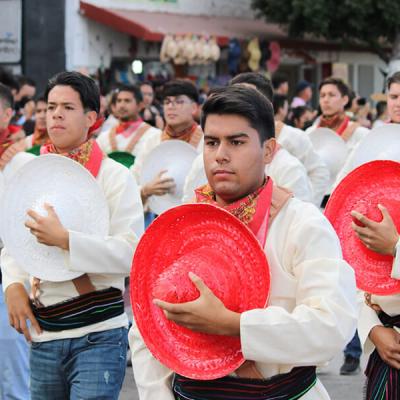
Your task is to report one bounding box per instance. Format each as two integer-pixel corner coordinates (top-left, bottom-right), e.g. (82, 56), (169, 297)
(0, 64), (399, 400)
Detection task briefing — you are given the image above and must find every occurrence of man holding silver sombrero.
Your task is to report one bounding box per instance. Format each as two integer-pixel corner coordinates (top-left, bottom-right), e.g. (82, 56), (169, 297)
(130, 85), (358, 400)
(131, 80), (203, 215)
(1, 72), (143, 400)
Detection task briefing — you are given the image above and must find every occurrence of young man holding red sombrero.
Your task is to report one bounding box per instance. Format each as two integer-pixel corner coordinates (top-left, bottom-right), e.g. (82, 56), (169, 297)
(130, 85), (358, 400)
(2, 72), (143, 399)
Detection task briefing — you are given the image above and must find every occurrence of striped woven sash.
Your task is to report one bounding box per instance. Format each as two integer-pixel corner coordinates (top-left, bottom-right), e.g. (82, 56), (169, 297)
(31, 287), (124, 331)
(365, 311), (400, 400)
(173, 366), (317, 400)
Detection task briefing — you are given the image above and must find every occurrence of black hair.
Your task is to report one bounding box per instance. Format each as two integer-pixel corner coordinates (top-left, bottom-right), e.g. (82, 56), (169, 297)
(201, 86), (275, 144)
(0, 67), (19, 92)
(45, 71), (100, 113)
(34, 94), (46, 105)
(0, 83), (14, 110)
(162, 79), (199, 103)
(229, 72), (273, 102)
(116, 84), (143, 104)
(387, 71), (400, 90)
(271, 73), (288, 90)
(140, 81), (153, 88)
(319, 77), (350, 98)
(272, 94), (288, 115)
(16, 75), (36, 88)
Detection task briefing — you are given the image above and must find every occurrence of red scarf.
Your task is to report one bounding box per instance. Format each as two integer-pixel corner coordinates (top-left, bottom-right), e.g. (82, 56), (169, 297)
(0, 126), (23, 157)
(195, 178), (273, 246)
(31, 128), (50, 146)
(116, 119), (143, 138)
(319, 113), (350, 136)
(40, 139), (104, 178)
(162, 123), (203, 148)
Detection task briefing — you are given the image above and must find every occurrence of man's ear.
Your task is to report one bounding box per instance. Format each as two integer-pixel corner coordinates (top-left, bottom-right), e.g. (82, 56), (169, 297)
(191, 102), (199, 117)
(86, 110), (98, 128)
(342, 95), (349, 108)
(263, 138), (276, 165)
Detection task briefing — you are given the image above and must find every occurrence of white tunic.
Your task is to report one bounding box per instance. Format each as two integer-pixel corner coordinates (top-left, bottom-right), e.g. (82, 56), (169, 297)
(1, 157), (144, 342)
(266, 148), (313, 203)
(278, 124), (329, 206)
(129, 197), (358, 400)
(358, 240), (400, 355)
(96, 122), (161, 157)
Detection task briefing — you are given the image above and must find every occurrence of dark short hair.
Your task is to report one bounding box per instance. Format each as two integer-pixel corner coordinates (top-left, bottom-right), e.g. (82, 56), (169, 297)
(17, 75), (36, 88)
(272, 94), (288, 114)
(229, 72), (273, 102)
(319, 77), (349, 98)
(0, 67), (19, 92)
(271, 73), (288, 90)
(116, 84), (143, 104)
(0, 83), (14, 110)
(387, 71), (400, 90)
(45, 71), (100, 113)
(34, 94), (46, 105)
(376, 100), (387, 117)
(140, 81), (153, 89)
(162, 79), (199, 103)
(201, 86), (275, 144)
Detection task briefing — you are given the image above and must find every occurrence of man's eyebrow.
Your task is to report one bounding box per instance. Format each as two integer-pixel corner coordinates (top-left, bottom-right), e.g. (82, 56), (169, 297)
(47, 101), (76, 106)
(204, 133), (249, 140)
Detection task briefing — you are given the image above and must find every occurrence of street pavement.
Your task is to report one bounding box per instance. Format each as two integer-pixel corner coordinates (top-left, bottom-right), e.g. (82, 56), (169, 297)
(119, 351), (367, 400)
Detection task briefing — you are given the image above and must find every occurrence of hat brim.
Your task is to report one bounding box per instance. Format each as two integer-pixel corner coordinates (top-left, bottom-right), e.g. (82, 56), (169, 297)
(0, 154), (110, 282)
(140, 140), (198, 214)
(324, 160), (400, 295)
(130, 203), (270, 379)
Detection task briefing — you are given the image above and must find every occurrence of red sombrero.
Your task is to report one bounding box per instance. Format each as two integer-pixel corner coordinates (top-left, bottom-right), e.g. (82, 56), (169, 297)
(130, 203), (270, 380)
(325, 160), (400, 295)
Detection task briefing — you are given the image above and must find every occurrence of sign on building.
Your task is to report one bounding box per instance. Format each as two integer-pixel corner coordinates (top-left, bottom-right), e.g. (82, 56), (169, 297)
(0, 0), (22, 64)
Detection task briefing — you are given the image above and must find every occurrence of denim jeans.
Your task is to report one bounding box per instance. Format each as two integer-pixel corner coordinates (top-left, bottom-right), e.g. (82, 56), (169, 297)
(343, 330), (362, 359)
(30, 327), (128, 400)
(0, 283), (30, 400)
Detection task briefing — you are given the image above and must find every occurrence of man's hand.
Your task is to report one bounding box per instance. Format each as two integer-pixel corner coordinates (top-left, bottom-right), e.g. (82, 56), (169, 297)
(369, 325), (400, 369)
(141, 170), (176, 201)
(351, 204), (399, 255)
(154, 272), (241, 336)
(25, 203), (69, 250)
(0, 140), (27, 170)
(5, 283), (42, 342)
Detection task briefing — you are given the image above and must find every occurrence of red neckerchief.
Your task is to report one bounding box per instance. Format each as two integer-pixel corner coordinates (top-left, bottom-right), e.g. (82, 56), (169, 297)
(116, 119), (143, 138)
(31, 128), (50, 146)
(162, 123), (203, 148)
(319, 113), (350, 136)
(88, 117), (105, 138)
(0, 126), (22, 157)
(40, 138), (104, 178)
(195, 178), (273, 246)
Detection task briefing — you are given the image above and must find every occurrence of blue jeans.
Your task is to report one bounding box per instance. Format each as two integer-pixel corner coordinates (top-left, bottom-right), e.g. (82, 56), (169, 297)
(30, 327), (128, 400)
(344, 330), (362, 359)
(0, 283), (30, 400)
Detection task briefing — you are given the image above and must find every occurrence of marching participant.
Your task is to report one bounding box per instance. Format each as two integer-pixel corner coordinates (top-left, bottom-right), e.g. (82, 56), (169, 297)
(96, 84), (160, 158)
(130, 85), (358, 400)
(2, 72), (143, 400)
(132, 79), (203, 204)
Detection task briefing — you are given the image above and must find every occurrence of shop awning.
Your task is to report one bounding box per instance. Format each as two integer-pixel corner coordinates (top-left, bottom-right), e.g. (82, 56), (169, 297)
(79, 1), (285, 46)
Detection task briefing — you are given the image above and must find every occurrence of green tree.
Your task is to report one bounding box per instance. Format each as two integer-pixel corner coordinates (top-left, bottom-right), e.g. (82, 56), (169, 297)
(252, 0), (400, 69)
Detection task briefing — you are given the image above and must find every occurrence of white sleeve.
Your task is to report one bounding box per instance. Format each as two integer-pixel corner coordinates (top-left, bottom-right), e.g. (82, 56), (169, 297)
(129, 324), (175, 400)
(391, 238), (400, 279)
(64, 166), (143, 275)
(96, 130), (110, 154)
(240, 206), (358, 365)
(1, 247), (30, 292)
(358, 301), (382, 356)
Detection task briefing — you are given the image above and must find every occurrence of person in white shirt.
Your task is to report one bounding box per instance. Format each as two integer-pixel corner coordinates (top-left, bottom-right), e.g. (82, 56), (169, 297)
(130, 85), (358, 400)
(2, 72), (143, 400)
